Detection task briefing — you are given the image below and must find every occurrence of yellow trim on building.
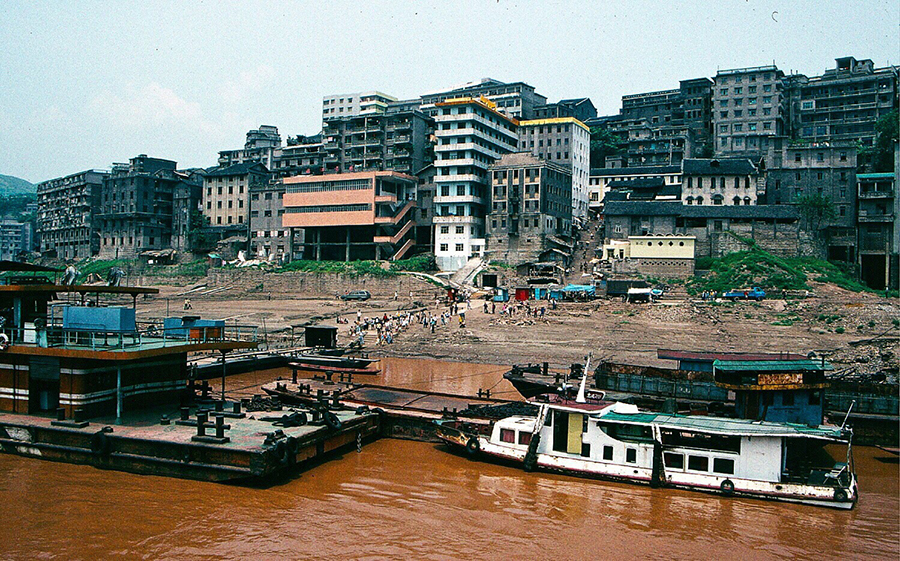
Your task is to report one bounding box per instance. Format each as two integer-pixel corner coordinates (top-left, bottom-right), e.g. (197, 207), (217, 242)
(518, 116), (590, 133)
(435, 96), (518, 125)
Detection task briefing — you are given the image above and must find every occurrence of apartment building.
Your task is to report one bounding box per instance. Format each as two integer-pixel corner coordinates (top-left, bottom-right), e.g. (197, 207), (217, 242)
(432, 96), (519, 271)
(249, 180), (291, 260)
(283, 171), (417, 261)
(681, 159), (760, 206)
(712, 65), (787, 158)
(272, 135), (325, 178)
(0, 220), (33, 261)
(796, 57), (899, 146)
(420, 78), (546, 119)
(172, 170), (204, 253)
(485, 152), (572, 265)
(765, 141), (858, 262)
(218, 125), (281, 169)
(517, 117), (591, 220)
(857, 172), (898, 290)
(322, 104), (433, 175)
(97, 155), (199, 259)
(202, 162), (269, 227)
(322, 91), (397, 121)
(36, 169), (107, 259)
(532, 98), (597, 122)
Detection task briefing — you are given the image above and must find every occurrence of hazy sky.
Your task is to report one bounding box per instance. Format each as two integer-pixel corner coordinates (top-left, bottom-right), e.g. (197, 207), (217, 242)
(2, 0), (897, 183)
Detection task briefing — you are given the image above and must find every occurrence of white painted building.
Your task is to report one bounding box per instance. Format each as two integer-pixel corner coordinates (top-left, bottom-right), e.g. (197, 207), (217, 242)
(432, 96), (518, 271)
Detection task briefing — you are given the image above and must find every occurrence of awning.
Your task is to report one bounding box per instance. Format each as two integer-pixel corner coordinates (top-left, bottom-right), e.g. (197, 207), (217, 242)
(0, 260), (61, 273)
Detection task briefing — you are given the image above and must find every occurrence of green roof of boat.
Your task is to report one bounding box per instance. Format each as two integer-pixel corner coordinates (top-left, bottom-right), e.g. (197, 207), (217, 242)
(600, 411), (845, 439)
(712, 359), (833, 372)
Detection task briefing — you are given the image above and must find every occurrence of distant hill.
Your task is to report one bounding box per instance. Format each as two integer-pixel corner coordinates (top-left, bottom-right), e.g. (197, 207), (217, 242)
(0, 174), (36, 197)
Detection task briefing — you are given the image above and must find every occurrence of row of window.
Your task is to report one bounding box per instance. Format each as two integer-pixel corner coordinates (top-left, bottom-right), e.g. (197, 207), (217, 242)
(719, 96), (774, 107)
(686, 176), (752, 190)
(285, 204), (371, 213)
(719, 84), (773, 96)
(718, 72), (774, 84)
(438, 243), (466, 252)
(719, 122), (773, 133)
(718, 107), (773, 119)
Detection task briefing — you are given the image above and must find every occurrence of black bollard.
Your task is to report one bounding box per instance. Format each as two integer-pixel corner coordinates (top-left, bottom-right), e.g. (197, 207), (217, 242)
(74, 408), (85, 423)
(215, 415), (226, 438)
(181, 407), (190, 421)
(215, 400), (224, 412)
(56, 408), (66, 421)
(292, 369), (298, 384)
(233, 402), (241, 414)
(196, 411), (208, 437)
(160, 415), (170, 425)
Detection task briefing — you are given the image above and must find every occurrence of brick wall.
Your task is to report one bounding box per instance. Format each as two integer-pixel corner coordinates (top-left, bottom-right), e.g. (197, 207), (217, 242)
(709, 223), (819, 259)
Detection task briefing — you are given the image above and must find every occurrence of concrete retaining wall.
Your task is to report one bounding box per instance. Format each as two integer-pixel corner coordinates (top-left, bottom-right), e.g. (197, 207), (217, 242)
(206, 268), (446, 299)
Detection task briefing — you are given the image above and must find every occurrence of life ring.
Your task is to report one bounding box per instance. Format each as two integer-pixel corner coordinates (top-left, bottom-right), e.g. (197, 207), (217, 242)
(834, 488), (848, 502)
(0, 333), (9, 351)
(324, 411), (343, 430)
(466, 437), (480, 455)
(90, 431), (111, 456)
(720, 479), (735, 496)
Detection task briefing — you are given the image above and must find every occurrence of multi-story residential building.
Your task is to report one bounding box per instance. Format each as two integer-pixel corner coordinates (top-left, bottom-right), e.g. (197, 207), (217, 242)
(202, 162), (268, 228)
(272, 135), (325, 178)
(533, 98), (597, 122)
(588, 165), (682, 213)
(249, 179), (291, 260)
(432, 96), (519, 271)
(218, 125), (281, 168)
(36, 169), (107, 259)
(0, 220), (34, 260)
(517, 117), (591, 220)
(765, 141), (858, 262)
(172, 169), (204, 254)
(796, 57), (899, 147)
(415, 164), (436, 250)
(857, 172), (897, 290)
(681, 158), (760, 206)
(282, 171), (417, 261)
(322, 91), (397, 121)
(485, 152), (572, 265)
(420, 78), (547, 119)
(322, 104), (433, 175)
(621, 78), (712, 136)
(712, 65), (787, 159)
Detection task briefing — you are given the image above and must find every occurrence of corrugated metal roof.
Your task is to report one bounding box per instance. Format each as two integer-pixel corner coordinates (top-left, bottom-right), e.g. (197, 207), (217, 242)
(601, 411), (844, 439)
(713, 359), (833, 372)
(658, 349), (808, 362)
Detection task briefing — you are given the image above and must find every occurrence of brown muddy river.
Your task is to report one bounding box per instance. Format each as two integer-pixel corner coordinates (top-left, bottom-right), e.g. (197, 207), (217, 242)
(0, 357), (897, 560)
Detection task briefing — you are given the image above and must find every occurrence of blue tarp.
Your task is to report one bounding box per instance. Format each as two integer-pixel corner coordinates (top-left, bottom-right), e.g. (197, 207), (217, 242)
(562, 284), (596, 295)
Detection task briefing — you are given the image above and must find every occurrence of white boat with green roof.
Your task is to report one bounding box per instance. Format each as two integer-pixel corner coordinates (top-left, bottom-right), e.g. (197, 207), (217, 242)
(436, 391), (858, 509)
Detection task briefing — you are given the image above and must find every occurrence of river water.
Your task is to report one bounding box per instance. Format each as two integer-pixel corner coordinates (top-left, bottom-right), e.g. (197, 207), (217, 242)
(0, 358), (897, 560)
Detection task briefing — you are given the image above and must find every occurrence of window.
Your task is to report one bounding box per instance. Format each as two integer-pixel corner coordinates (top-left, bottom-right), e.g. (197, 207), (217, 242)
(763, 84), (772, 92)
(763, 122), (771, 130)
(626, 448), (637, 463)
(839, 206), (846, 216)
(720, 111), (728, 119)
(763, 108), (771, 116)
(603, 446), (613, 461)
(664, 453), (683, 469)
(518, 432), (532, 445)
(734, 87), (742, 94)
(455, 243), (464, 252)
(713, 458), (735, 475)
(455, 226), (464, 234)
(500, 429), (515, 443)
(440, 244), (448, 252)
(749, 123), (757, 131)
(763, 96), (772, 104)
(440, 226), (449, 234)
(734, 110), (742, 118)
(688, 456), (709, 471)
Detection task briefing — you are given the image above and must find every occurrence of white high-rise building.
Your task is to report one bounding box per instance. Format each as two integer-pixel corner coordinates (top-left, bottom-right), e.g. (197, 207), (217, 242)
(432, 96), (518, 271)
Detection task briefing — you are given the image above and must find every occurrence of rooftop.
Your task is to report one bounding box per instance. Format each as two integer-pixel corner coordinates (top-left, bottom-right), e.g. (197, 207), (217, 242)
(658, 349), (809, 363)
(713, 359), (834, 372)
(683, 158), (758, 176)
(591, 165), (681, 177)
(601, 411), (844, 440)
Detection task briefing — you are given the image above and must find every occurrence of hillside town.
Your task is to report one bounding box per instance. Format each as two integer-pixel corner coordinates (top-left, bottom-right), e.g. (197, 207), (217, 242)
(0, 55), (895, 292)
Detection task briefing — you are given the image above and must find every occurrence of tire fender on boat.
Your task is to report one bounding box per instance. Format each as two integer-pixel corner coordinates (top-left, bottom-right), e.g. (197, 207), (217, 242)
(324, 411), (343, 430)
(720, 479), (735, 496)
(834, 488), (848, 502)
(90, 431), (111, 456)
(466, 437), (480, 455)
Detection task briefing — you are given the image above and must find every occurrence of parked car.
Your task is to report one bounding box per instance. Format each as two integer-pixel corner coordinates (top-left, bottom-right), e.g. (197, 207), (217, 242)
(723, 287), (766, 301)
(340, 290), (371, 301)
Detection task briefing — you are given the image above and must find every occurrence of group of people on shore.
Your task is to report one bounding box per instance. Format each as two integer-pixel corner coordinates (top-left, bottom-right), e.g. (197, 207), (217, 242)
(346, 303), (472, 347)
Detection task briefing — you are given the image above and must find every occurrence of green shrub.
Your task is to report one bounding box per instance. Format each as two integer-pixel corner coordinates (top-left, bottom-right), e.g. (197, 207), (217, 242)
(835, 327), (845, 334)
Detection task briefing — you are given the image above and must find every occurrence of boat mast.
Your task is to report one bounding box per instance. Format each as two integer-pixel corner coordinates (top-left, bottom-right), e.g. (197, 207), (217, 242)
(576, 352), (592, 403)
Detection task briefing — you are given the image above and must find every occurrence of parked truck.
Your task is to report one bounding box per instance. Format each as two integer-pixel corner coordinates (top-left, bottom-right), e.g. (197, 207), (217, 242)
(723, 287), (766, 301)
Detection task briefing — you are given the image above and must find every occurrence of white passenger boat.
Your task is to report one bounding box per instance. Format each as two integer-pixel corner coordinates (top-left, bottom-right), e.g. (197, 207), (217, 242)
(436, 392), (858, 509)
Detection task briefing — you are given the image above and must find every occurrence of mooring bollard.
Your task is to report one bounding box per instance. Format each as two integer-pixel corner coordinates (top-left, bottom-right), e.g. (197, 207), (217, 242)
(332, 392), (340, 407)
(215, 400), (224, 412)
(74, 408), (85, 423)
(181, 407), (190, 421)
(233, 402), (241, 414)
(215, 415), (226, 438)
(196, 411), (208, 437)
(292, 369), (298, 384)
(56, 407), (66, 421)
(160, 415), (170, 425)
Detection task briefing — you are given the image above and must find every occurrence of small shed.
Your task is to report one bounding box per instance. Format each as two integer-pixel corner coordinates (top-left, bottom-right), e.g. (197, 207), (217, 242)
(514, 287), (531, 301)
(305, 325), (338, 349)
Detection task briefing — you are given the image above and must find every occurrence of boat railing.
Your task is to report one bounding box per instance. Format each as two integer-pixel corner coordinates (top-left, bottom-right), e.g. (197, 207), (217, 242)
(1, 324), (258, 352)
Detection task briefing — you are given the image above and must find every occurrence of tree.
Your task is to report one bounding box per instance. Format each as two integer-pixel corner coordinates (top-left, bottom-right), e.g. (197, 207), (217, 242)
(589, 126), (625, 168)
(873, 109), (898, 172)
(796, 193), (837, 251)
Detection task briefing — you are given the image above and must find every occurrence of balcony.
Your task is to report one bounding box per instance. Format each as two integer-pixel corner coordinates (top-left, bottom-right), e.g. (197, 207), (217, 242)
(858, 190), (894, 199)
(433, 194), (485, 205)
(387, 121), (412, 131)
(432, 215), (484, 225)
(390, 135), (412, 144)
(857, 210), (894, 222)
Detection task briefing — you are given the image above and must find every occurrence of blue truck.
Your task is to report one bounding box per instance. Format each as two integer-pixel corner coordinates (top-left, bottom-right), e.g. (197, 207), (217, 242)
(723, 287), (766, 301)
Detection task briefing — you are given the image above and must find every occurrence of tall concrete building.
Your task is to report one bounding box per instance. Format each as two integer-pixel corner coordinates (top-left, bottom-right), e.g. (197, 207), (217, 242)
(172, 169), (204, 254)
(517, 117), (591, 220)
(681, 159), (761, 206)
(420, 78), (547, 119)
(322, 91), (397, 121)
(795, 57), (899, 147)
(322, 103), (433, 176)
(857, 172), (897, 290)
(765, 141), (858, 263)
(202, 162), (269, 227)
(273, 135), (325, 178)
(282, 171), (417, 261)
(486, 152), (572, 265)
(588, 165), (682, 214)
(432, 96), (518, 271)
(36, 169), (107, 259)
(249, 179), (291, 260)
(0, 220), (34, 260)
(218, 125), (282, 168)
(533, 98), (597, 122)
(97, 155), (200, 259)
(712, 65), (788, 159)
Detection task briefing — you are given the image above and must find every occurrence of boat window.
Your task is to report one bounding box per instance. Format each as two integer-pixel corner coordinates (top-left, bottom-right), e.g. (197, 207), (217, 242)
(688, 455), (709, 472)
(500, 429), (515, 443)
(545, 410), (553, 426)
(660, 429), (741, 453)
(581, 443), (591, 458)
(713, 458), (735, 475)
(626, 448), (637, 463)
(518, 432), (532, 445)
(603, 445), (613, 461)
(599, 422), (654, 443)
(664, 452), (684, 469)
